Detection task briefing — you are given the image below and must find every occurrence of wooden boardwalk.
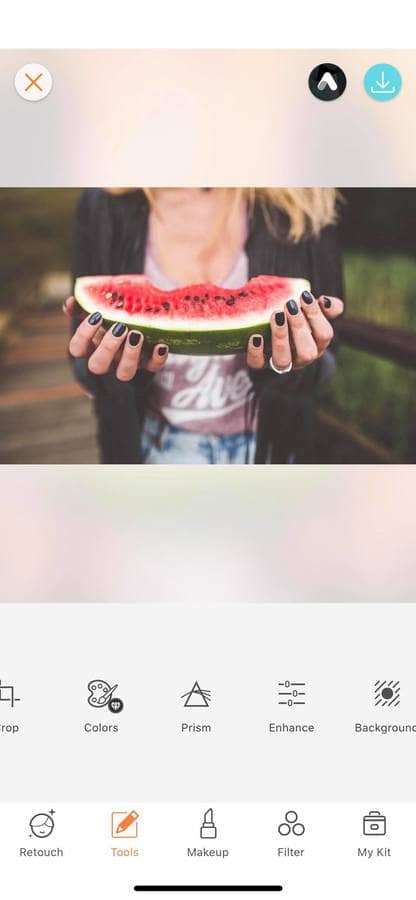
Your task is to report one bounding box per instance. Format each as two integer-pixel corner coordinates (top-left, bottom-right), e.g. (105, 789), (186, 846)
(0, 306), (99, 463)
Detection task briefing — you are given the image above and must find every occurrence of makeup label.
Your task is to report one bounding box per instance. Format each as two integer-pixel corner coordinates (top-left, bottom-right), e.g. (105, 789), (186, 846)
(187, 847), (230, 858)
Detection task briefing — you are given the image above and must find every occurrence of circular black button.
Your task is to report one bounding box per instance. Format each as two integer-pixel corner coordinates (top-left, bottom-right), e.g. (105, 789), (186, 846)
(308, 63), (347, 101)
(108, 697), (124, 713)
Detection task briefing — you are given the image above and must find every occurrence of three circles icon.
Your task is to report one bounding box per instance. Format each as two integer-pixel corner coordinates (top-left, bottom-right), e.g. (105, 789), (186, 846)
(278, 810), (305, 837)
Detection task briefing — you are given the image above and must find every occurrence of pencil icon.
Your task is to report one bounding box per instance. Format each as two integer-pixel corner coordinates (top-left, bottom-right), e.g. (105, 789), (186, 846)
(113, 810), (139, 837)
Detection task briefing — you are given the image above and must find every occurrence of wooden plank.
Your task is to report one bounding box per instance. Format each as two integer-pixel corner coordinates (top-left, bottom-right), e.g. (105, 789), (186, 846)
(0, 381), (85, 409)
(3, 334), (69, 366)
(0, 360), (74, 393)
(317, 410), (395, 463)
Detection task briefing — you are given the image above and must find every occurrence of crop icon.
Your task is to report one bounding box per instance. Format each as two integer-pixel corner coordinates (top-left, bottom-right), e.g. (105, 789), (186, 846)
(181, 681), (211, 708)
(0, 679), (21, 708)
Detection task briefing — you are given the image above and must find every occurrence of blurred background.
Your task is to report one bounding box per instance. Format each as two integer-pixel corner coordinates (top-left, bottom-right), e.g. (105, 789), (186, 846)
(0, 187), (415, 464)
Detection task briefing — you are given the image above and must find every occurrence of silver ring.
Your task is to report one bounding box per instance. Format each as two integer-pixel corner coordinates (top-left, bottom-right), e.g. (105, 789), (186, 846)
(269, 356), (293, 375)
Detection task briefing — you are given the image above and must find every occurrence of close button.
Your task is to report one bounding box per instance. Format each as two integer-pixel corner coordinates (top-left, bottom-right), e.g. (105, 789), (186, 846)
(14, 63), (53, 102)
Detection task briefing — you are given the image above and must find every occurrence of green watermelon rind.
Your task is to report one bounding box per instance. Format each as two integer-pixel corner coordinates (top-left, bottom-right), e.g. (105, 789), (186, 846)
(74, 276), (311, 356)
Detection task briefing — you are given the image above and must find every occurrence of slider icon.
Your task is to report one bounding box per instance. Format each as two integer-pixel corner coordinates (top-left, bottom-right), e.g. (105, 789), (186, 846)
(200, 808), (217, 839)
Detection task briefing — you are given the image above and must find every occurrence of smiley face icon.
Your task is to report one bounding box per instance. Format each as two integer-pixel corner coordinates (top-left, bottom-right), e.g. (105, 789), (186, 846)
(29, 811), (55, 838)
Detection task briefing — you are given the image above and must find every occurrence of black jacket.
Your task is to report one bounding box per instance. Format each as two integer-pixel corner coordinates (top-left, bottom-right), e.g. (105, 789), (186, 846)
(72, 189), (343, 463)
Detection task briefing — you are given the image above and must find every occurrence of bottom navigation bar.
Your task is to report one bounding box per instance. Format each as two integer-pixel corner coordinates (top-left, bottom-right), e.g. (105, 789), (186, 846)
(0, 802), (412, 900)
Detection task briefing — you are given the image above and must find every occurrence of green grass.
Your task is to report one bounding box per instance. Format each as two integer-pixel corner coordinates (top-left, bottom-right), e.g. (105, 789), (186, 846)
(0, 188), (79, 312)
(343, 251), (416, 330)
(324, 253), (416, 459)
(323, 346), (416, 459)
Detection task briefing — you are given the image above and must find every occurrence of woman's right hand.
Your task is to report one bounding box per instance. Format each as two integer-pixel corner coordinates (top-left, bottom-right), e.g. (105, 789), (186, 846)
(64, 297), (169, 382)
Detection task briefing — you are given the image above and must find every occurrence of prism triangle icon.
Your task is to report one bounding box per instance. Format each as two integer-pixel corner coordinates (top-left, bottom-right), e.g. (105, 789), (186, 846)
(181, 681), (211, 708)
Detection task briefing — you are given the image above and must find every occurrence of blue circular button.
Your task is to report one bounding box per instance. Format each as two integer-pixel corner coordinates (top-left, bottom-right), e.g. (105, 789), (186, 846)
(364, 63), (402, 102)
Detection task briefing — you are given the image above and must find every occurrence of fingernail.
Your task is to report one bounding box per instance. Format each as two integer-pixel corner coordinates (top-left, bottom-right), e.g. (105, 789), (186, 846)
(252, 336), (262, 347)
(129, 331), (142, 347)
(275, 311), (285, 326)
(302, 290), (314, 304)
(112, 323), (127, 337)
(158, 345), (168, 356)
(286, 300), (299, 316)
(88, 312), (102, 325)
(323, 297), (332, 309)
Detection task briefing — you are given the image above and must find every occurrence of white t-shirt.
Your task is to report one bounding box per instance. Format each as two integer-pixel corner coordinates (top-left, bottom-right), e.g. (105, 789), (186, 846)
(144, 245), (257, 436)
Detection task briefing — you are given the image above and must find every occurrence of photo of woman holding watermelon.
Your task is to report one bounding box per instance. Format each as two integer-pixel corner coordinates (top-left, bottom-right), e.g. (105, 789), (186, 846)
(66, 188), (344, 464)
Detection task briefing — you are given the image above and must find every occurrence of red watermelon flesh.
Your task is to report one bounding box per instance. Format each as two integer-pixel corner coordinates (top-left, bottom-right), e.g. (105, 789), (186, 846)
(75, 274), (310, 355)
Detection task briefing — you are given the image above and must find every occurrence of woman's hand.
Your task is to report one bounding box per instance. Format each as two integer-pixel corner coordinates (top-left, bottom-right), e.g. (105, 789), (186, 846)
(246, 291), (344, 372)
(64, 297), (169, 381)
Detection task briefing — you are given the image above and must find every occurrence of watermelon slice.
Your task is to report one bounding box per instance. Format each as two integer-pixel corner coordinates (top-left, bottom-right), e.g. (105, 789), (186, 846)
(75, 274), (310, 355)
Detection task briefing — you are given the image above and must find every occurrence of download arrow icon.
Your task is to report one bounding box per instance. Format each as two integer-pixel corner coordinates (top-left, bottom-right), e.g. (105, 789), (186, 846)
(365, 63), (402, 101)
(376, 71), (390, 89)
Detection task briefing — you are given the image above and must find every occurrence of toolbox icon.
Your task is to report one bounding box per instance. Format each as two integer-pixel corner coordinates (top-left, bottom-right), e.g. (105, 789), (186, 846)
(363, 811), (387, 836)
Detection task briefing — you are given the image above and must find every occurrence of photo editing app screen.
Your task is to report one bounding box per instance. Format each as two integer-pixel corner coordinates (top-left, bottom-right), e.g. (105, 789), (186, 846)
(1, 48), (416, 899)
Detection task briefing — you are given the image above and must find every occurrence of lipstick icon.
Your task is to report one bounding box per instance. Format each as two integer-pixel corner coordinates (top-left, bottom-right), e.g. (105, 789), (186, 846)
(200, 808), (217, 839)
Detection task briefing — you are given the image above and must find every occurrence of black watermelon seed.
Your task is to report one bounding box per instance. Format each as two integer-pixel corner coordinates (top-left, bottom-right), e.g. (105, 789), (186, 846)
(238, 291), (249, 297)
(162, 302), (170, 310)
(193, 295), (200, 301)
(111, 292), (118, 300)
(204, 293), (209, 300)
(184, 294), (191, 300)
(226, 298), (235, 306)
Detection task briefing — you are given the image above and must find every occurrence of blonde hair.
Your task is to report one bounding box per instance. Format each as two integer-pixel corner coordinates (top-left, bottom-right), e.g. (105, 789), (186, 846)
(252, 188), (340, 242)
(109, 187), (339, 244)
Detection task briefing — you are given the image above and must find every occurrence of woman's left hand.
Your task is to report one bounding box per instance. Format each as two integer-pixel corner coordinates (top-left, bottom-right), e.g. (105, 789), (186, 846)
(246, 291), (344, 372)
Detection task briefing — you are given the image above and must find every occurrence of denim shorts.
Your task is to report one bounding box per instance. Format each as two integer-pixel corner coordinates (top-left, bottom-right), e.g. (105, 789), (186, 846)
(141, 416), (256, 464)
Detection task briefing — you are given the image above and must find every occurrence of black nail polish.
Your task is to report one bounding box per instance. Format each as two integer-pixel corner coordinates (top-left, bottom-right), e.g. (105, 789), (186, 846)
(252, 336), (262, 347)
(129, 331), (141, 347)
(286, 300), (299, 316)
(158, 345), (168, 356)
(275, 311), (285, 326)
(112, 323), (127, 337)
(302, 290), (314, 304)
(88, 312), (102, 325)
(324, 297), (332, 309)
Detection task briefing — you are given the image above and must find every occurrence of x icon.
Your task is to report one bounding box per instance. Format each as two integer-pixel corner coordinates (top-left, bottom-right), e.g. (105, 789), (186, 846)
(24, 72), (43, 93)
